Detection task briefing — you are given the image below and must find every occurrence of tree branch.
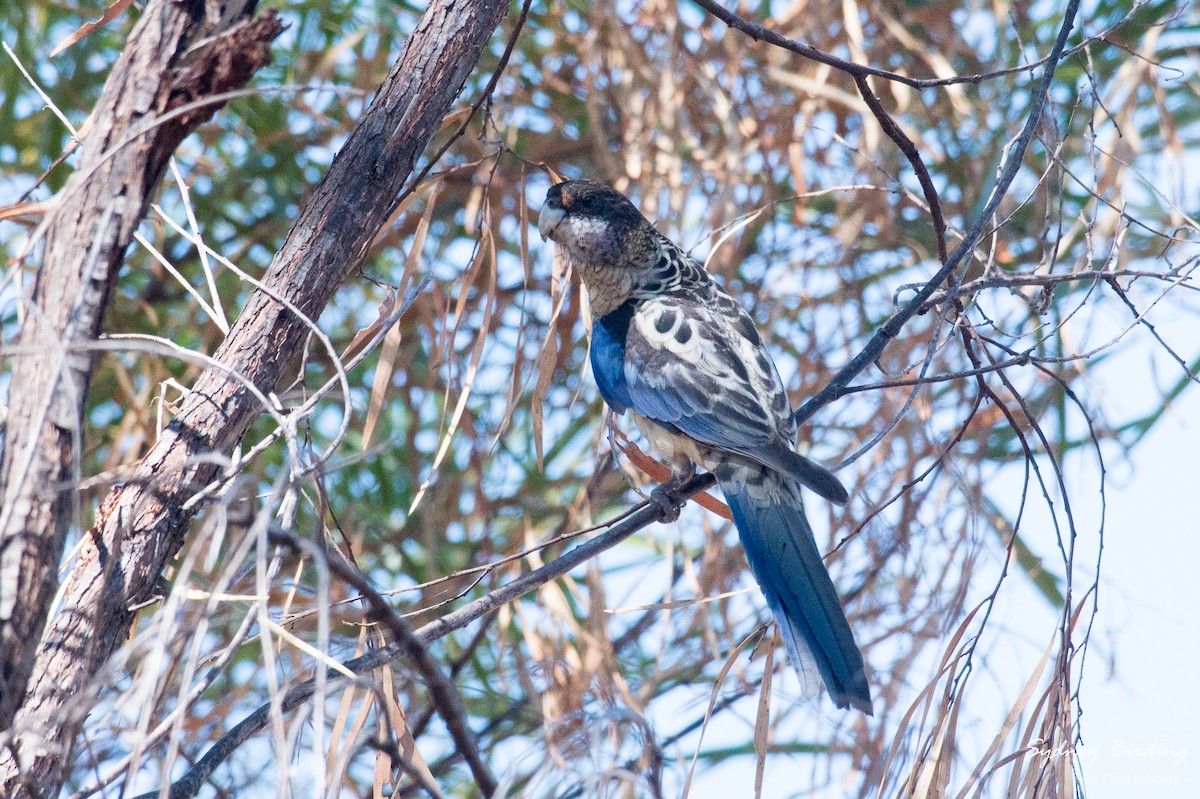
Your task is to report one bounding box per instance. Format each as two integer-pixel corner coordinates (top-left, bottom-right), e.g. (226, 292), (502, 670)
(690, 0), (1086, 425)
(0, 0), (283, 733)
(688, 0), (1117, 89)
(139, 475), (715, 799)
(792, 0), (1082, 426)
(269, 529), (498, 797)
(850, 72), (947, 261)
(0, 0), (510, 794)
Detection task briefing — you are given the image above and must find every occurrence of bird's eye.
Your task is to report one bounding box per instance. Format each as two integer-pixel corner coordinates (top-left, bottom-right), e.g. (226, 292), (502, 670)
(565, 193), (592, 213)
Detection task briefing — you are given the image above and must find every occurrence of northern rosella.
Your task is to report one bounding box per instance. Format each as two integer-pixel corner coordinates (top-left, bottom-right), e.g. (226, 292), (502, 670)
(538, 179), (871, 713)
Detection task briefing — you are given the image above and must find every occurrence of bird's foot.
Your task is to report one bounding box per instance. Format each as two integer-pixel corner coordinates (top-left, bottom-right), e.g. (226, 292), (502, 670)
(649, 481), (685, 523)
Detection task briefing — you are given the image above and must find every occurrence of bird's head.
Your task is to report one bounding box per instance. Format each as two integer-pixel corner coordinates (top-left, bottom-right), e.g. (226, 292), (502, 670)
(538, 180), (664, 315)
(537, 180), (649, 258)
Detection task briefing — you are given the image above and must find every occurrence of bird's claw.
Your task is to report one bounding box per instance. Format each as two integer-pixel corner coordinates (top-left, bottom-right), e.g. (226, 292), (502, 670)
(649, 483), (683, 522)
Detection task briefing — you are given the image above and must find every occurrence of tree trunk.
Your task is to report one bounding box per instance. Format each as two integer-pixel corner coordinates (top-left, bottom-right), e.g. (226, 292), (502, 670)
(0, 0), (282, 730)
(0, 0), (510, 795)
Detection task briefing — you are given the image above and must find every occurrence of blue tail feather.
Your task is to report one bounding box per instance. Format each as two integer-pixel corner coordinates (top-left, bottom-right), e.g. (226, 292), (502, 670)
(719, 467), (872, 714)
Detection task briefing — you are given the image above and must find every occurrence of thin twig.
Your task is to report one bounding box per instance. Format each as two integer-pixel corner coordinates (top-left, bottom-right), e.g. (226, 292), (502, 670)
(792, 0), (1082, 426)
(134, 474), (714, 799)
(917, 268), (1196, 308)
(689, 0), (1139, 89)
(268, 529), (498, 797)
(851, 73), (947, 261)
(399, 0), (534, 204)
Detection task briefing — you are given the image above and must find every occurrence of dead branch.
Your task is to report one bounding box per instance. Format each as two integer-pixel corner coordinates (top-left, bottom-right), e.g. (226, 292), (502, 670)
(791, 0), (1083, 427)
(0, 0), (510, 794)
(133, 474), (713, 799)
(0, 0), (282, 733)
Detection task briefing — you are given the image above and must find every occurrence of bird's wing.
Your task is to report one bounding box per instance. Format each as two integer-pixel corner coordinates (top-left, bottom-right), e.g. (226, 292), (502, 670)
(622, 294), (791, 453)
(591, 292), (849, 503)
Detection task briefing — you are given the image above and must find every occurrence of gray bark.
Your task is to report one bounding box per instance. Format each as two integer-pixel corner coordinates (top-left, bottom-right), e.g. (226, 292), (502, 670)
(0, 0), (510, 795)
(0, 0), (282, 730)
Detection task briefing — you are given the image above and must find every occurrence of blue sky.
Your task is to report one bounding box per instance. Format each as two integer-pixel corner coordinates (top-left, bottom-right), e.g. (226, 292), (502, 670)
(1073, 382), (1198, 795)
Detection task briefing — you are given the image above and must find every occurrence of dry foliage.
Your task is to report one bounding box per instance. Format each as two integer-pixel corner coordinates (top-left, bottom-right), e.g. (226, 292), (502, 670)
(1, 0), (1197, 797)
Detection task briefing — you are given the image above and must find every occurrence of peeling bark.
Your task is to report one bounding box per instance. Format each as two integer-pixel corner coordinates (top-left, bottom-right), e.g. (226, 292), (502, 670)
(0, 0), (508, 794)
(0, 0), (283, 734)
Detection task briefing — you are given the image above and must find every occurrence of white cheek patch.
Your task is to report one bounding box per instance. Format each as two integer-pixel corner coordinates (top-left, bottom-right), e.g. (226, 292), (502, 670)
(563, 216), (615, 259)
(634, 304), (703, 364)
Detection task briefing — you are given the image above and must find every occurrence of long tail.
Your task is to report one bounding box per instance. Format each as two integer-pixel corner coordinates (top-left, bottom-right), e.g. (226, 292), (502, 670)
(716, 462), (872, 714)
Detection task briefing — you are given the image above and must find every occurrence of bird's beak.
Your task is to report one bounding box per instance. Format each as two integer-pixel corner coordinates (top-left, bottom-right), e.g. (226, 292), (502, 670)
(537, 204), (564, 242)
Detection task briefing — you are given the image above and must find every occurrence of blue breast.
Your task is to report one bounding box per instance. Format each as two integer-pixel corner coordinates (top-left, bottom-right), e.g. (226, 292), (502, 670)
(590, 300), (636, 414)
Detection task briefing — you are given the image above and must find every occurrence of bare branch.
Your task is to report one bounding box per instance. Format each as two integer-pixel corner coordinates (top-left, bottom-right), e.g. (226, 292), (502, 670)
(792, 0), (1083, 427)
(850, 73), (947, 261)
(0, 1), (510, 794)
(689, 0), (1146, 89)
(0, 0), (283, 733)
(268, 528), (498, 797)
(141, 474), (714, 799)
